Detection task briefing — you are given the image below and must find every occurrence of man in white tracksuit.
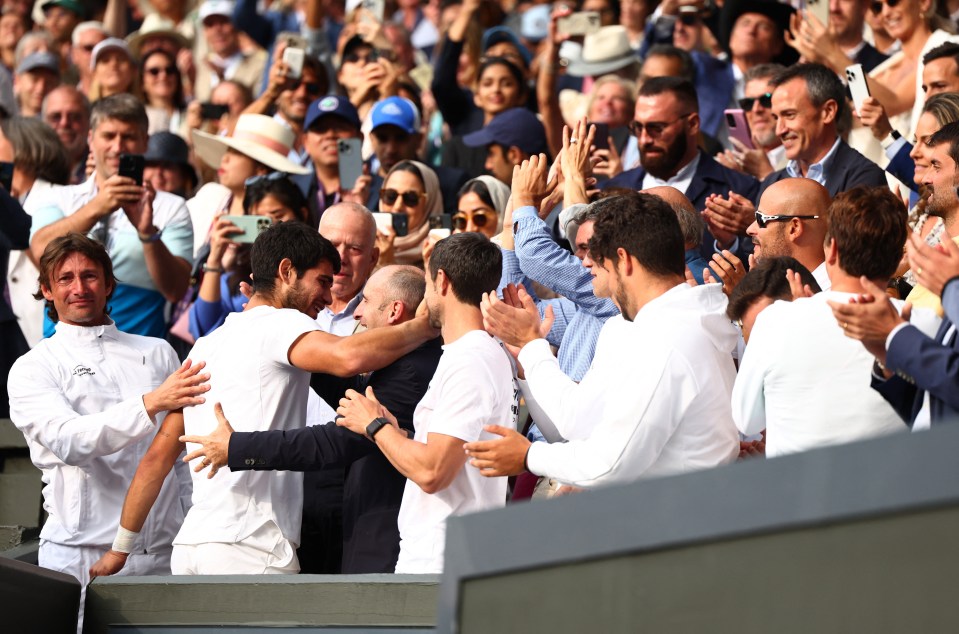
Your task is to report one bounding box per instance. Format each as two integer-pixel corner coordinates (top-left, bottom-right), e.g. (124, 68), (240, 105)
(7, 233), (209, 632)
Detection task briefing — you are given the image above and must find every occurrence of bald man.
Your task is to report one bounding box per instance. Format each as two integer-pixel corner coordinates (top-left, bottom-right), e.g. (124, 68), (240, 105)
(746, 178), (832, 291)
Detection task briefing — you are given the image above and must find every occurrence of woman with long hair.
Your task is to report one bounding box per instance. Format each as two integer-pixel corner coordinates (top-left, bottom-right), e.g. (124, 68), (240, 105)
(140, 49), (187, 135)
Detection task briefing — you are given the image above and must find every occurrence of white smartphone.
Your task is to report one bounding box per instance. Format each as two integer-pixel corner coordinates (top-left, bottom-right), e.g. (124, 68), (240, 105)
(283, 47), (305, 81)
(804, 0), (830, 27)
(557, 11), (601, 37)
(372, 211), (409, 237)
(429, 228), (451, 241)
(845, 64), (871, 116)
(361, 0), (385, 22)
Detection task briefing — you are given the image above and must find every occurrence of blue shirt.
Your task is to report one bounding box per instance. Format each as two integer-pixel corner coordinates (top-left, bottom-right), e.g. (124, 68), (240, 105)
(786, 137), (842, 186)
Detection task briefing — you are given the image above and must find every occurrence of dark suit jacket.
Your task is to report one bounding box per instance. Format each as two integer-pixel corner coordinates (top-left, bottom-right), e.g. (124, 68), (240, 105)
(873, 277), (959, 425)
(886, 140), (918, 192)
(229, 337), (443, 573)
(853, 42), (889, 73)
(758, 139), (888, 199)
(603, 150), (760, 260)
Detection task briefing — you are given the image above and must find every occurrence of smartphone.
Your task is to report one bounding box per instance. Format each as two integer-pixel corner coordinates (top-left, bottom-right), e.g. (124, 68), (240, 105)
(118, 154), (145, 185)
(557, 11), (601, 36)
(361, 0), (385, 22)
(279, 32), (307, 51)
(804, 0), (830, 27)
(724, 109), (755, 150)
(429, 214), (453, 230)
(231, 215), (273, 244)
(0, 161), (13, 191)
(283, 46), (305, 81)
(372, 211), (410, 237)
(429, 228), (451, 241)
(588, 122), (610, 150)
(337, 138), (363, 191)
(199, 102), (229, 120)
(845, 64), (871, 117)
(409, 63), (434, 92)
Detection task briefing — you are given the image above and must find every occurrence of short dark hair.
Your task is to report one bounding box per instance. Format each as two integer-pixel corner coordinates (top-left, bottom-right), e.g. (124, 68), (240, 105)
(587, 192), (686, 278)
(243, 173), (311, 225)
(250, 221), (341, 295)
(825, 186), (907, 280)
(770, 63), (846, 122)
(922, 42), (959, 67)
(89, 93), (149, 135)
(637, 76), (699, 114)
(34, 233), (118, 323)
(727, 257), (820, 321)
(927, 119), (959, 168)
(428, 232), (502, 307)
(1, 116), (70, 185)
(644, 45), (695, 82)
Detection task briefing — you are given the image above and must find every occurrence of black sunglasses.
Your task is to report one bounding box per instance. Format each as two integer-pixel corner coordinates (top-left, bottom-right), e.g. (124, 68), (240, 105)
(628, 112), (693, 137)
(738, 93), (773, 111)
(145, 65), (177, 77)
(754, 210), (820, 228)
(870, 0), (901, 14)
(678, 11), (700, 25)
(382, 188), (425, 207)
(452, 210), (494, 231)
(292, 80), (322, 96)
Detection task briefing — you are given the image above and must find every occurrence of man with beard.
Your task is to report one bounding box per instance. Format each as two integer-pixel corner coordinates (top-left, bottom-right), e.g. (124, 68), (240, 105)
(603, 77), (759, 260)
(716, 64), (787, 181)
(745, 178), (832, 291)
(90, 222), (439, 576)
(758, 63), (886, 198)
(903, 121), (959, 314)
(336, 232), (517, 574)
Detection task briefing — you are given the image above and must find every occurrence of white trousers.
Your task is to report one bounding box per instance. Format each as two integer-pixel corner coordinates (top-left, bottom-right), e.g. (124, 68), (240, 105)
(38, 540), (171, 634)
(171, 537), (299, 575)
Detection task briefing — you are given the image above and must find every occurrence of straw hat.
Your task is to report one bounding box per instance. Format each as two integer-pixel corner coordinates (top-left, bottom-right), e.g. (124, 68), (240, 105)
(192, 114), (310, 174)
(565, 26), (638, 78)
(127, 13), (191, 58)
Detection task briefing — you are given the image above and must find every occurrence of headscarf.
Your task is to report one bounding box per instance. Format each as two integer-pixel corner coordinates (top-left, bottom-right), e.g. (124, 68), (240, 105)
(387, 160), (444, 265)
(463, 175), (510, 234)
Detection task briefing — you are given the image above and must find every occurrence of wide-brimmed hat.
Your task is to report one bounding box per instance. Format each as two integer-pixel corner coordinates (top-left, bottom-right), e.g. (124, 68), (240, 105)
(719, 0), (798, 66)
(127, 13), (190, 58)
(145, 132), (198, 189)
(193, 114), (310, 174)
(565, 26), (638, 78)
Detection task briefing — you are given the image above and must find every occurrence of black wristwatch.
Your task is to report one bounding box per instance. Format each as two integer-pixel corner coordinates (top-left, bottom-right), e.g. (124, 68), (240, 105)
(366, 417), (391, 442)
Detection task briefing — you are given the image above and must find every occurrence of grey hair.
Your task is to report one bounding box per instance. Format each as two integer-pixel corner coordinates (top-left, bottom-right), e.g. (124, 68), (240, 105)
(71, 21), (108, 46)
(671, 199), (705, 248)
(15, 32), (54, 68)
(321, 201), (377, 245)
(0, 117), (70, 184)
(41, 85), (90, 121)
(744, 63), (787, 85)
(89, 93), (149, 134)
(381, 264), (425, 312)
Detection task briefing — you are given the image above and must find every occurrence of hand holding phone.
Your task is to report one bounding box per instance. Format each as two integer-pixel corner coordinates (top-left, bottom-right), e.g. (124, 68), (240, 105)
(337, 139), (364, 191)
(845, 64), (871, 117)
(199, 103), (229, 120)
(557, 11), (601, 36)
(118, 154), (145, 185)
(231, 215), (273, 244)
(283, 47), (305, 80)
(373, 211), (409, 237)
(724, 109), (755, 150)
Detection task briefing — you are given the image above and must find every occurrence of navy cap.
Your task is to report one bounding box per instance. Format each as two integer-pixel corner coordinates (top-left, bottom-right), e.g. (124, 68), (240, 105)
(144, 132), (198, 188)
(17, 51), (60, 76)
(463, 107), (546, 156)
(304, 95), (361, 131)
(482, 26), (532, 67)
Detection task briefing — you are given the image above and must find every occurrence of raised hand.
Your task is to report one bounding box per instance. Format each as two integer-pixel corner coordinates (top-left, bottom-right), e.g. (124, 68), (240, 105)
(180, 402), (235, 479)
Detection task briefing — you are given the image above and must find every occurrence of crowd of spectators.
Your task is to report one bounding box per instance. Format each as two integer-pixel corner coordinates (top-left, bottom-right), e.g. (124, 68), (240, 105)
(2, 0), (959, 630)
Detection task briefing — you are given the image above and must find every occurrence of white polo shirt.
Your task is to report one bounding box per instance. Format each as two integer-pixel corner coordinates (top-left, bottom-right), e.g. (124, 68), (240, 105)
(174, 306), (318, 553)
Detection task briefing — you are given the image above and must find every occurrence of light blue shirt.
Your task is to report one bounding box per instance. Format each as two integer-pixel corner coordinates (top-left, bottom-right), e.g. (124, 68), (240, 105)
(785, 137), (842, 186)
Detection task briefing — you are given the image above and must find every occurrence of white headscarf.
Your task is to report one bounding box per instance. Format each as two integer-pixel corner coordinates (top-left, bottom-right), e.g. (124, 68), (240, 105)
(386, 160), (443, 265)
(462, 176), (510, 234)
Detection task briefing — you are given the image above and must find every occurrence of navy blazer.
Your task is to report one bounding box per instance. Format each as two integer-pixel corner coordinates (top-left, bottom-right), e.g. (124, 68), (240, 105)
(873, 277), (959, 426)
(853, 42), (889, 73)
(603, 150), (760, 260)
(758, 139), (888, 198)
(228, 337), (443, 573)
(886, 141), (918, 192)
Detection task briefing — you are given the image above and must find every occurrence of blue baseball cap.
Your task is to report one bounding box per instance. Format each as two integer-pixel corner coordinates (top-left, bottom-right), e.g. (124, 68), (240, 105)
(370, 96), (420, 134)
(482, 26), (532, 67)
(463, 107), (546, 156)
(304, 95), (361, 131)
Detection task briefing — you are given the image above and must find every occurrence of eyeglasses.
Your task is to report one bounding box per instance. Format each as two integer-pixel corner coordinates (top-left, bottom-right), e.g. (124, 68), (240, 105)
(145, 65), (176, 77)
(738, 93), (773, 111)
(754, 210), (821, 228)
(870, 0), (901, 14)
(45, 111), (84, 125)
(381, 188), (425, 207)
(678, 11), (700, 25)
(452, 210), (494, 231)
(245, 172), (290, 188)
(291, 80), (323, 96)
(628, 113), (693, 138)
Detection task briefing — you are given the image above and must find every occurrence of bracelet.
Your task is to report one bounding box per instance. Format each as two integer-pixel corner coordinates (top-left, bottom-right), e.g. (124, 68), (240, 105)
(202, 263), (223, 273)
(112, 526), (139, 554)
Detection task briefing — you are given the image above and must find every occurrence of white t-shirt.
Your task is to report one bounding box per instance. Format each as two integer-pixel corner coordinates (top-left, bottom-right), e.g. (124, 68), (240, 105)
(394, 330), (517, 574)
(174, 305), (319, 554)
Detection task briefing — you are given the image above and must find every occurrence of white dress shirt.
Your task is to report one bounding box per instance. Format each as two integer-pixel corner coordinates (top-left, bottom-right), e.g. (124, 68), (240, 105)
(523, 283), (740, 487)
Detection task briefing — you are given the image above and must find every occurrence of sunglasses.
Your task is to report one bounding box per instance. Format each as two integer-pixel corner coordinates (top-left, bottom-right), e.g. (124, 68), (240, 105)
(382, 188), (425, 207)
(628, 112), (693, 137)
(678, 11), (700, 25)
(870, 0), (901, 14)
(738, 93), (773, 111)
(754, 210), (821, 228)
(292, 81), (322, 96)
(452, 210), (494, 231)
(145, 65), (177, 77)
(245, 171), (290, 188)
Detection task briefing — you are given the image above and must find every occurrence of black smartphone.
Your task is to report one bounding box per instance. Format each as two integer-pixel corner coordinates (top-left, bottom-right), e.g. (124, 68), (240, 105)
(589, 122), (610, 150)
(118, 154), (145, 185)
(0, 161), (13, 191)
(373, 212), (409, 237)
(429, 214), (453, 230)
(200, 102), (229, 120)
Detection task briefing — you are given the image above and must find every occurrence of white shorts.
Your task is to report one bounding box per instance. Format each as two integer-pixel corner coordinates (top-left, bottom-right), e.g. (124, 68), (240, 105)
(38, 540), (172, 634)
(171, 535), (299, 575)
